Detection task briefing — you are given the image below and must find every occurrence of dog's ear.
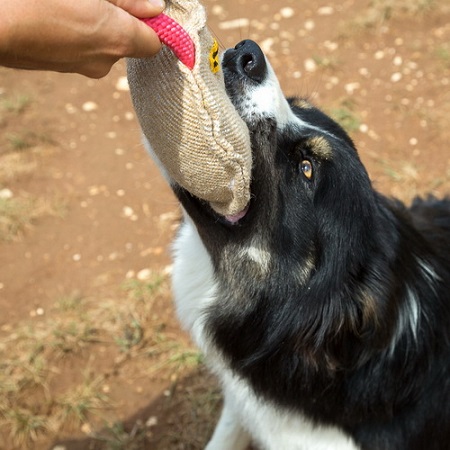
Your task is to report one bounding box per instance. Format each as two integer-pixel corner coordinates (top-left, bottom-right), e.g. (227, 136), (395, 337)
(127, 0), (252, 217)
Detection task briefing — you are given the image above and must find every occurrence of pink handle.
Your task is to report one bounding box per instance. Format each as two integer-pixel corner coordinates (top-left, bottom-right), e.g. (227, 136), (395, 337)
(141, 14), (195, 70)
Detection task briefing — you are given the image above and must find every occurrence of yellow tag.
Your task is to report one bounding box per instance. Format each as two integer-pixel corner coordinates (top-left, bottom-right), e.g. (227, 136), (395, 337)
(209, 39), (220, 73)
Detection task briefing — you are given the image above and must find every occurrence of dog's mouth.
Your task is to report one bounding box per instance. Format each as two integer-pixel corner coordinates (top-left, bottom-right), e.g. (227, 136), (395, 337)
(212, 40), (268, 226)
(223, 203), (250, 224)
(184, 41), (271, 227)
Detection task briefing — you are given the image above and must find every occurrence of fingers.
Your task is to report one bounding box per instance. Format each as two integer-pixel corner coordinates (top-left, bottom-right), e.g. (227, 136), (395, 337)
(105, 0), (164, 59)
(107, 0), (165, 19)
(128, 18), (163, 58)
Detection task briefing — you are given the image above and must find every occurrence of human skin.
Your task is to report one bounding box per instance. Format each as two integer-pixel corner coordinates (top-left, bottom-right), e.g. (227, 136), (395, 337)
(0, 0), (165, 78)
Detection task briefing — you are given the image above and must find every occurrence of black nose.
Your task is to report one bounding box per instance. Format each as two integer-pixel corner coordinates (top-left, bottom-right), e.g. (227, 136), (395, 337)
(223, 40), (267, 83)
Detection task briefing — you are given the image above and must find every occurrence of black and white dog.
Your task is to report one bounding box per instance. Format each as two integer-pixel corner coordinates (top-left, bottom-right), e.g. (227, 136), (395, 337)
(158, 40), (450, 449)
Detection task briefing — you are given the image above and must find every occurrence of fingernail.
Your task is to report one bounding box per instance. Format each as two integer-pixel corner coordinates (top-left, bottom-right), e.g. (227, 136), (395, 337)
(149, 0), (165, 9)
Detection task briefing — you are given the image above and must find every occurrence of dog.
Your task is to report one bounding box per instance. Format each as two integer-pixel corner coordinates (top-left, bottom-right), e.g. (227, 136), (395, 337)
(149, 40), (450, 449)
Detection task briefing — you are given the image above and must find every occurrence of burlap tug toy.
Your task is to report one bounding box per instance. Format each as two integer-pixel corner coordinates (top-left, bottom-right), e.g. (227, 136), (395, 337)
(127, 0), (252, 218)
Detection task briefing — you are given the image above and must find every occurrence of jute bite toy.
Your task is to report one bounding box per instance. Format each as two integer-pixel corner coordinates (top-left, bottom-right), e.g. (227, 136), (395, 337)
(126, 0), (252, 218)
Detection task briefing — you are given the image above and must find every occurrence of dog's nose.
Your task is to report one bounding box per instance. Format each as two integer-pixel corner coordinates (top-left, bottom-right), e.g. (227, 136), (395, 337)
(224, 40), (267, 83)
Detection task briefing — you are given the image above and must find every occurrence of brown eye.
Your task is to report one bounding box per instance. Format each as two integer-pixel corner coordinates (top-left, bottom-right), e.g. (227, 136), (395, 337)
(300, 160), (313, 180)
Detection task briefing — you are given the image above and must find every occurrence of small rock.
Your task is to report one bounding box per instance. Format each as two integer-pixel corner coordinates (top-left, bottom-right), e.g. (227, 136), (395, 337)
(115, 76), (129, 91)
(304, 58), (317, 73)
(137, 268), (152, 281)
(279, 7), (295, 19)
(260, 38), (275, 54)
(146, 416), (158, 428)
(391, 72), (402, 83)
(218, 18), (250, 30)
(318, 6), (334, 15)
(82, 101), (98, 112)
(344, 82), (360, 95)
(81, 423), (92, 434)
(393, 56), (403, 66)
(0, 188), (13, 199)
(304, 20), (315, 31)
(123, 206), (134, 218)
(65, 103), (77, 114)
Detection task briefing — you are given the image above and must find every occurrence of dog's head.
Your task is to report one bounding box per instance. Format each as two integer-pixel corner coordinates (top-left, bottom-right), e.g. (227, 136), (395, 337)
(177, 40), (386, 274)
(174, 41), (400, 370)
(178, 40), (399, 356)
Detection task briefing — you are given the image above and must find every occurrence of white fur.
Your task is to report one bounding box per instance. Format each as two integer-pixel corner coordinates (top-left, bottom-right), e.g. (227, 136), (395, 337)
(172, 217), (360, 450)
(172, 213), (218, 349)
(389, 285), (421, 356)
(242, 58), (341, 143)
(239, 243), (272, 275)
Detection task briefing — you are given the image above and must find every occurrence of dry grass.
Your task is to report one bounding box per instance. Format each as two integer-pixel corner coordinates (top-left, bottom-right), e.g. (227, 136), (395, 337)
(0, 194), (67, 241)
(0, 86), (215, 448)
(339, 0), (436, 36)
(0, 273), (207, 449)
(0, 90), (67, 241)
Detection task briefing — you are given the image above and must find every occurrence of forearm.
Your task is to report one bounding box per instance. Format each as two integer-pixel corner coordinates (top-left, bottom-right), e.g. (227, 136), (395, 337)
(0, 0), (164, 78)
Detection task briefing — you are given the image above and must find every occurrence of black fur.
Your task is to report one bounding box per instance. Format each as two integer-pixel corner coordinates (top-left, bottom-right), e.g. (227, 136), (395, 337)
(173, 43), (450, 449)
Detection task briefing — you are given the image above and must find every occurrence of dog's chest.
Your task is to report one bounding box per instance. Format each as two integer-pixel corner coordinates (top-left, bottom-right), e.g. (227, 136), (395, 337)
(171, 219), (359, 450)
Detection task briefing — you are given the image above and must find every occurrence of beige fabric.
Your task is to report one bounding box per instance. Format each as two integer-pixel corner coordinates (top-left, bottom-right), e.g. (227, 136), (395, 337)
(127, 0), (252, 217)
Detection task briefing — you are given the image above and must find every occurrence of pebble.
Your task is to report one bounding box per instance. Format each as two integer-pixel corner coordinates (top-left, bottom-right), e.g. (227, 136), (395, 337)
(393, 56), (403, 66)
(146, 416), (158, 428)
(344, 82), (360, 95)
(218, 18), (250, 30)
(211, 5), (224, 16)
(81, 423), (92, 434)
(318, 6), (334, 15)
(115, 76), (129, 91)
(260, 38), (275, 54)
(323, 41), (338, 51)
(279, 7), (295, 19)
(304, 58), (317, 72)
(304, 20), (315, 31)
(122, 206), (135, 218)
(359, 67), (370, 77)
(65, 103), (77, 114)
(391, 72), (403, 83)
(137, 268), (152, 281)
(0, 188), (13, 199)
(82, 101), (98, 112)
(359, 124), (369, 133)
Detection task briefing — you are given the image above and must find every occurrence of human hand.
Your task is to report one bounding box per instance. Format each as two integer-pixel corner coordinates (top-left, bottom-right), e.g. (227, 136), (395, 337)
(0, 0), (165, 78)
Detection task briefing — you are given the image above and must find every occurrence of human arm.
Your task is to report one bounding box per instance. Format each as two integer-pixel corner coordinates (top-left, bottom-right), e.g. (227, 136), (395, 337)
(0, 0), (164, 78)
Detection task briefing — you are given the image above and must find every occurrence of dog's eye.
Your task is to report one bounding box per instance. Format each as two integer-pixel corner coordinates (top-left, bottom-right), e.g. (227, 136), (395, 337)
(300, 160), (313, 180)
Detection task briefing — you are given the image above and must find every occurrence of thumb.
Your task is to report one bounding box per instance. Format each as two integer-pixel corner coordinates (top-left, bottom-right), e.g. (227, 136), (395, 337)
(107, 0), (165, 19)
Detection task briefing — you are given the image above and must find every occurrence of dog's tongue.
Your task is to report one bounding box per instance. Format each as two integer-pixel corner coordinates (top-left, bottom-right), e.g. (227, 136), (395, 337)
(225, 205), (249, 224)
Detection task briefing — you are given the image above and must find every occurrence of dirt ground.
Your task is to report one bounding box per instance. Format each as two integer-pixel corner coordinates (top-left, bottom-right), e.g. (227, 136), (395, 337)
(0, 1), (449, 449)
